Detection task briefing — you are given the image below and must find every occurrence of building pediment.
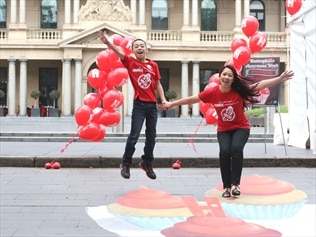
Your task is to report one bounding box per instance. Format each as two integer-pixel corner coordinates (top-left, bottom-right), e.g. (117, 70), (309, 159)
(58, 22), (137, 48)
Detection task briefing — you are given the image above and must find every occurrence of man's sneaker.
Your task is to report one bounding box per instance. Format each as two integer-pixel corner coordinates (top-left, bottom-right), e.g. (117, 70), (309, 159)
(120, 164), (130, 179)
(138, 162), (156, 180)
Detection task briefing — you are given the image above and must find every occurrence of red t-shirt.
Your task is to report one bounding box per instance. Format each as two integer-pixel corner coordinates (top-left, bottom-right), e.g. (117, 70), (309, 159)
(198, 85), (250, 132)
(122, 55), (161, 102)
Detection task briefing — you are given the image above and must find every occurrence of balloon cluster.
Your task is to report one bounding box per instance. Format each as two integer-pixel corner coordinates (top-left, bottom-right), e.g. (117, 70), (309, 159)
(75, 34), (135, 142)
(199, 16), (269, 125)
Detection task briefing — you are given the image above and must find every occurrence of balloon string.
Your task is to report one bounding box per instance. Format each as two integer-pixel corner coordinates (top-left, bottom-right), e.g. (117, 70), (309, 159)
(60, 136), (77, 154)
(60, 127), (80, 154)
(187, 118), (205, 153)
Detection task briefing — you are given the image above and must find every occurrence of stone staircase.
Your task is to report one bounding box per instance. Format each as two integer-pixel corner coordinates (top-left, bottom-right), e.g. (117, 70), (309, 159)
(0, 131), (274, 143)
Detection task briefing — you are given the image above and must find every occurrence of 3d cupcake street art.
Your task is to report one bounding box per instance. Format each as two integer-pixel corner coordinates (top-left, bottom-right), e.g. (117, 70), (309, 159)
(86, 174), (315, 237)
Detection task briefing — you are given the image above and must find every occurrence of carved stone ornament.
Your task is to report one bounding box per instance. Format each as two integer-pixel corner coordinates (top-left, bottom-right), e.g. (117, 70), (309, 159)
(78, 0), (132, 22)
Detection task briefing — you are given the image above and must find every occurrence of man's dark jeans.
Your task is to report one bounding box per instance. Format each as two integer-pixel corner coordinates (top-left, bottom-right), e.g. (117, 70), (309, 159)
(122, 99), (158, 166)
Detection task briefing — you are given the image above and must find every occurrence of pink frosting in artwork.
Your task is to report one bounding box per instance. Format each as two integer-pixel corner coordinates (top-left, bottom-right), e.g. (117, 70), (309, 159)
(161, 215), (281, 237)
(216, 174), (295, 195)
(116, 187), (187, 209)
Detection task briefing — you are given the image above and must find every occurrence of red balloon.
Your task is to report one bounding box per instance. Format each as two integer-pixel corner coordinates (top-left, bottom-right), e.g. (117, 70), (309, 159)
(102, 89), (124, 111)
(286, 0), (302, 15)
(90, 107), (104, 123)
(208, 73), (220, 84)
(96, 50), (119, 72)
(231, 38), (248, 53)
(98, 84), (114, 98)
(249, 32), (268, 53)
(110, 34), (124, 46)
(106, 67), (129, 87)
(205, 107), (218, 125)
(91, 128), (106, 142)
(87, 68), (106, 89)
(224, 58), (242, 72)
(241, 16), (259, 37)
(83, 93), (101, 109)
(233, 46), (251, 67)
(204, 82), (219, 91)
(120, 36), (136, 55)
(98, 110), (121, 127)
(78, 122), (101, 141)
(75, 105), (92, 126)
(199, 101), (212, 117)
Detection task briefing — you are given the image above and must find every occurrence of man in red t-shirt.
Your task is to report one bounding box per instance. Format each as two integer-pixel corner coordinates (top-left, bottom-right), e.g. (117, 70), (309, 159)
(98, 31), (167, 180)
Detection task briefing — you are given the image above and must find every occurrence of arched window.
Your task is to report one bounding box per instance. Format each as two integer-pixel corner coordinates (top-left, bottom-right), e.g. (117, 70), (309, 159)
(0, 0), (6, 28)
(152, 0), (168, 30)
(250, 0), (265, 31)
(201, 0), (217, 31)
(41, 0), (57, 29)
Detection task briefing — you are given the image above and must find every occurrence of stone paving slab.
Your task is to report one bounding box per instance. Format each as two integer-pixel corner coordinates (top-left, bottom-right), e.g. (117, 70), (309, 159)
(0, 167), (315, 237)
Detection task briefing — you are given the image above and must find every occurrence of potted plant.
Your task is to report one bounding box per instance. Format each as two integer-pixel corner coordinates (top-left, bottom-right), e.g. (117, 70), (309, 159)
(48, 89), (60, 117)
(0, 89), (6, 117)
(30, 90), (41, 117)
(245, 107), (264, 127)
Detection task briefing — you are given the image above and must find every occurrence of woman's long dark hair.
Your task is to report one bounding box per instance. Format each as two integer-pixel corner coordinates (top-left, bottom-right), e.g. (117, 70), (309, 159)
(219, 65), (259, 108)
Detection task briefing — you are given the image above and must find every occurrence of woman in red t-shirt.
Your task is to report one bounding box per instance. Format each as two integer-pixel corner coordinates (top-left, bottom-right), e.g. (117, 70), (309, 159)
(98, 31), (167, 180)
(165, 65), (294, 198)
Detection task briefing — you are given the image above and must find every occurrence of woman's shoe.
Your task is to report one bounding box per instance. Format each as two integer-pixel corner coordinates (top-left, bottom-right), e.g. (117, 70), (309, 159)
(231, 185), (240, 196)
(222, 188), (231, 198)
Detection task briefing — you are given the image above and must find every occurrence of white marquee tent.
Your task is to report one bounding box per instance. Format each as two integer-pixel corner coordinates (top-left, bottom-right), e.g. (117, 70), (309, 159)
(288, 0), (316, 151)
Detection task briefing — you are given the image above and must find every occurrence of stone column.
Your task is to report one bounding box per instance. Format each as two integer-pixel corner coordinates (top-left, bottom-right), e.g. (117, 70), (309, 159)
(130, 0), (137, 25)
(73, 0), (80, 24)
(244, 0), (250, 17)
(10, 0), (17, 25)
(192, 0), (198, 26)
(234, 0), (242, 32)
(62, 59), (72, 116)
(181, 61), (190, 117)
(19, 0), (26, 25)
(7, 59), (16, 116)
(192, 61), (200, 117)
(139, 0), (145, 25)
(19, 59), (27, 116)
(74, 59), (82, 111)
(64, 0), (71, 24)
(183, 0), (190, 26)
